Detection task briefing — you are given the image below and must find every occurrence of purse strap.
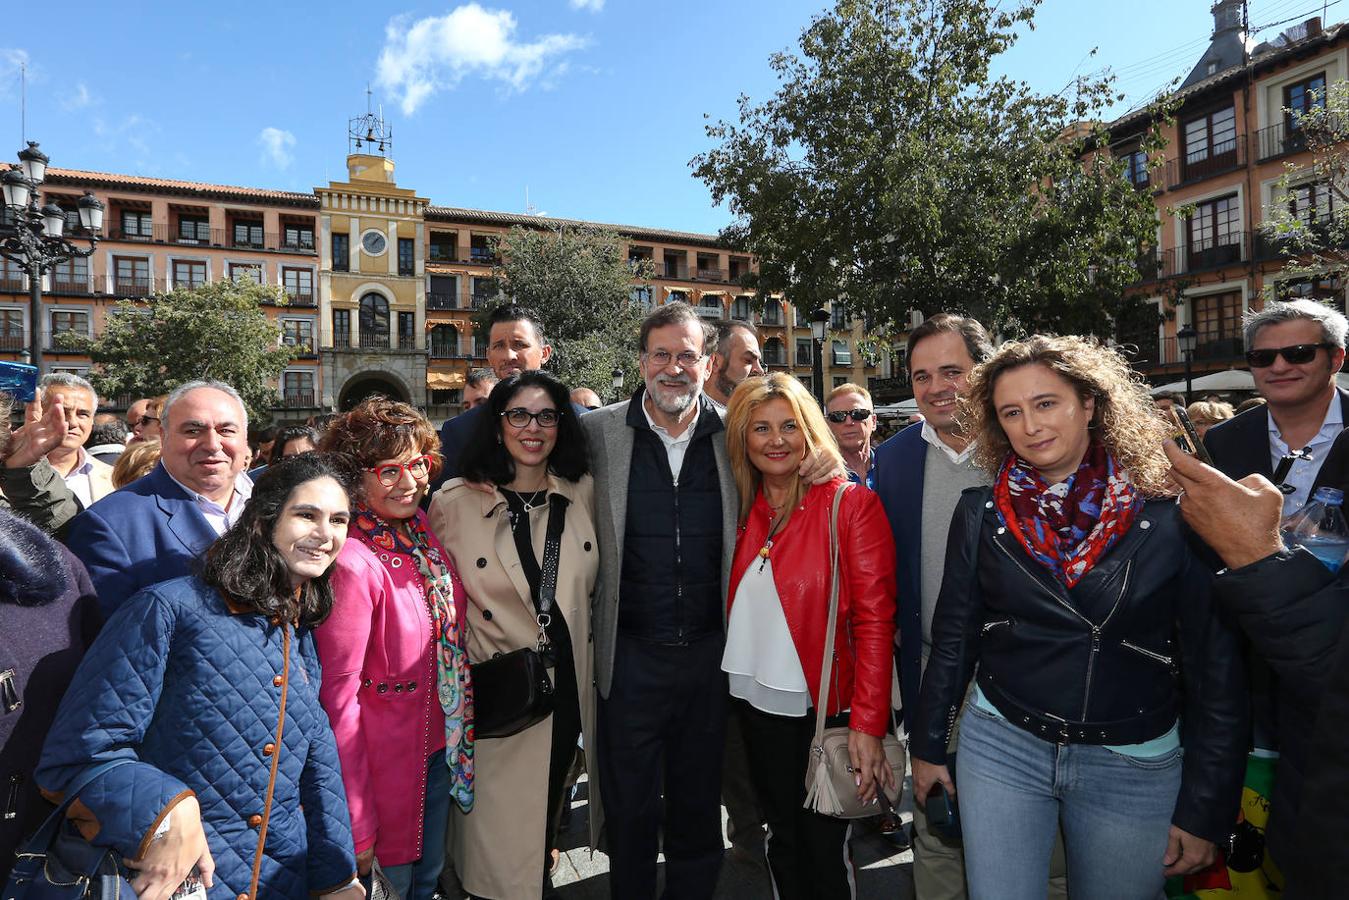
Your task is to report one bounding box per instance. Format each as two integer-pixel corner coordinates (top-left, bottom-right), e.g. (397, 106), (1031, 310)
(534, 495), (569, 651)
(811, 483), (850, 750)
(16, 758), (137, 855)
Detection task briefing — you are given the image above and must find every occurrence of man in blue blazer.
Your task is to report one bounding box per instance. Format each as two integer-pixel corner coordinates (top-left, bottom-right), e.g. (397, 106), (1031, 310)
(67, 381), (253, 618)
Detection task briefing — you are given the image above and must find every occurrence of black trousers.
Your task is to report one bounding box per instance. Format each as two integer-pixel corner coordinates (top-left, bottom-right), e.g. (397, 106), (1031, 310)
(546, 652), (583, 855)
(598, 633), (727, 900)
(735, 699), (854, 900)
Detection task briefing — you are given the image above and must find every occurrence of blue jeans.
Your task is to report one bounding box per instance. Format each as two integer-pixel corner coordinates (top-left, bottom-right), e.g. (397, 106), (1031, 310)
(380, 749), (450, 900)
(956, 702), (1182, 900)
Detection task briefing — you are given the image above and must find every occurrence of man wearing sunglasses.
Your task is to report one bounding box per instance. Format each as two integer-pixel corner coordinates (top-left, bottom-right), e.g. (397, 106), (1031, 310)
(1203, 298), (1349, 759)
(825, 383), (877, 488)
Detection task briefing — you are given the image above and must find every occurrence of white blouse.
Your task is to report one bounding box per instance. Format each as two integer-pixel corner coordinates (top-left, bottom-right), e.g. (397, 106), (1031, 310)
(721, 557), (811, 716)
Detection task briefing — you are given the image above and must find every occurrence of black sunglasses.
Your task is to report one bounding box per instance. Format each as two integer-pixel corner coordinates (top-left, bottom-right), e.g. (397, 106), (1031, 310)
(826, 409), (872, 423)
(1245, 342), (1335, 368)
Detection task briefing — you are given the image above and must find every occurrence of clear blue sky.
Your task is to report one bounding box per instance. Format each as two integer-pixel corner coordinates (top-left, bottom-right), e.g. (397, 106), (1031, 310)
(0, 0), (1329, 235)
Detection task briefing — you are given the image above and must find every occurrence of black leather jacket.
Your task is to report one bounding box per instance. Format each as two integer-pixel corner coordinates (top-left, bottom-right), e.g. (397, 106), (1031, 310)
(913, 487), (1249, 844)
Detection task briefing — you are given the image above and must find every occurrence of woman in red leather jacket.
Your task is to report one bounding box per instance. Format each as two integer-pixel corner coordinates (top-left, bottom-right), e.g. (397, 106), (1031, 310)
(722, 372), (897, 900)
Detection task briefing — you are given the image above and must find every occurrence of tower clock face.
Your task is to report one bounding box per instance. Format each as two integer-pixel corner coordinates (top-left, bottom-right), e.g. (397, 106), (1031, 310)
(361, 230), (388, 255)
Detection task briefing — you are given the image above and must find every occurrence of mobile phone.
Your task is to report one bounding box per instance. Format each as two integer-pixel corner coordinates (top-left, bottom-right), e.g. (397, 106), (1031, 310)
(1172, 406), (1215, 466)
(0, 361), (37, 403)
(925, 782), (962, 842)
(168, 867), (207, 900)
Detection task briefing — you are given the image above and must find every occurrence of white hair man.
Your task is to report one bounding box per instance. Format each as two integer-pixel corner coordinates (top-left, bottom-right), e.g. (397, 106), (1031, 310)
(66, 380), (253, 617)
(38, 373), (114, 510)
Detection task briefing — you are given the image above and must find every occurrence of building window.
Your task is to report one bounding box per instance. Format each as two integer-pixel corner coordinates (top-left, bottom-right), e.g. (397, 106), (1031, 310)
(359, 293), (390, 348)
(760, 301), (781, 325)
(430, 324), (458, 357)
(228, 262), (262, 285)
(120, 210), (153, 239)
(663, 251), (687, 279)
(729, 257), (750, 282)
(831, 304), (850, 329)
(0, 309), (23, 350)
(398, 237), (415, 276)
(52, 257), (89, 293)
(333, 309), (351, 347)
(282, 319), (315, 355)
(1182, 106), (1237, 179)
(698, 294), (723, 317)
(177, 216), (210, 243)
(796, 338), (812, 366)
(50, 310), (90, 350)
(429, 231), (457, 262)
(172, 260), (207, 289)
(630, 286), (655, 312)
(471, 277), (496, 308)
(1285, 71), (1327, 132)
(1122, 148), (1149, 187)
(667, 289), (688, 304)
(282, 370), (315, 406)
(1279, 274), (1344, 310)
(332, 233), (350, 272)
(1187, 194), (1242, 269)
(232, 221), (264, 248)
(282, 267), (314, 304)
(763, 337), (785, 365)
(731, 296), (752, 321)
(283, 223), (315, 250)
(831, 339), (852, 366)
(429, 274), (459, 309)
(1289, 181), (1333, 227)
(114, 257), (151, 295)
(470, 234), (496, 263)
(1191, 292), (1244, 359)
(833, 376), (849, 390)
(474, 332), (489, 358)
(398, 311), (415, 349)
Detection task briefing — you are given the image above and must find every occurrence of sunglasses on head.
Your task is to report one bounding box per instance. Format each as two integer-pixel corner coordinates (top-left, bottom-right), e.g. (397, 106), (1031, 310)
(826, 409), (872, 423)
(1245, 342), (1335, 368)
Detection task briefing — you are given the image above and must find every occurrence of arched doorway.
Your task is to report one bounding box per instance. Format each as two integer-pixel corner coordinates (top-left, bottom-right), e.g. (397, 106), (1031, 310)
(338, 371), (409, 411)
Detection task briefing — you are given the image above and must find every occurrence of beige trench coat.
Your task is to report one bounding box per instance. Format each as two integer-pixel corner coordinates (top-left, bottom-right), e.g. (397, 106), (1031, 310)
(427, 474), (601, 899)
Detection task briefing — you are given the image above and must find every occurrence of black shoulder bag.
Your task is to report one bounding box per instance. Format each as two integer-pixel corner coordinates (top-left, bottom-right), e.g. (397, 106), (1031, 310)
(470, 496), (568, 740)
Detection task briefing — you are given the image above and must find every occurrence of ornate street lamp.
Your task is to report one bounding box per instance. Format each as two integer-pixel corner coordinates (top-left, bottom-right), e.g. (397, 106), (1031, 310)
(0, 142), (103, 374)
(610, 367), (624, 404)
(810, 307), (830, 407)
(1177, 324), (1198, 406)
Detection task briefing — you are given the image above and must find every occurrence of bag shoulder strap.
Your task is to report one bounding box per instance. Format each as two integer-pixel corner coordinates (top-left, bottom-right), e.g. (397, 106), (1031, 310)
(18, 757), (138, 854)
(812, 483), (850, 749)
(537, 495), (570, 618)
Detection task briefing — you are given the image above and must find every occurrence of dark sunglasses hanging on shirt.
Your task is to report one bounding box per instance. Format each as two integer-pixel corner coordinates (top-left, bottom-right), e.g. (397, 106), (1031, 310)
(1272, 448), (1315, 495)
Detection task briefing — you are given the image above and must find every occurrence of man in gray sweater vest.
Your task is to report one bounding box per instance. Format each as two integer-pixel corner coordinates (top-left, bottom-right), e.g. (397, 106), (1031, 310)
(872, 313), (1066, 900)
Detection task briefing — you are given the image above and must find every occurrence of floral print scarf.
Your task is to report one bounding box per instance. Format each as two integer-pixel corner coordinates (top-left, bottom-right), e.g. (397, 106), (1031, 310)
(351, 504), (475, 812)
(992, 440), (1141, 589)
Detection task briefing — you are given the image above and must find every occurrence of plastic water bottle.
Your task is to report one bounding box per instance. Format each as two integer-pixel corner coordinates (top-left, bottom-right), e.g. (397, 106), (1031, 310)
(1282, 487), (1349, 573)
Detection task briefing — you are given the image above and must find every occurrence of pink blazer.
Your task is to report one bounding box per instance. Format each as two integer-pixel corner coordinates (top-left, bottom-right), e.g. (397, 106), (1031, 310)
(315, 512), (464, 865)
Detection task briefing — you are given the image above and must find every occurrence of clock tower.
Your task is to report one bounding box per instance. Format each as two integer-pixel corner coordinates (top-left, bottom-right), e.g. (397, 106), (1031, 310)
(317, 107), (431, 411)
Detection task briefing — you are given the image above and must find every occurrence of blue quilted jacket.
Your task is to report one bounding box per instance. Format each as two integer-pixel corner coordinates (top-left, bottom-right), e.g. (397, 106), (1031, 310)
(36, 576), (357, 899)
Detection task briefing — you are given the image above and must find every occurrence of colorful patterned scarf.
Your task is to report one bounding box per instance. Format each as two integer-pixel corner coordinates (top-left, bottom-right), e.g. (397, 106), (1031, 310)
(992, 440), (1141, 588)
(351, 504), (475, 812)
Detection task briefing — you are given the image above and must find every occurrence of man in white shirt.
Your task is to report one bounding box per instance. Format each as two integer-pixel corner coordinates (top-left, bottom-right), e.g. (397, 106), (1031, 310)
(37, 373), (113, 510)
(67, 380), (253, 616)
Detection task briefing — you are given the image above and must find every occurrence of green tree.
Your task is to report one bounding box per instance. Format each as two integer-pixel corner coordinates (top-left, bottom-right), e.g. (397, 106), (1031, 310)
(65, 279), (296, 423)
(692, 0), (1164, 338)
(1260, 79), (1349, 293)
(490, 225), (653, 395)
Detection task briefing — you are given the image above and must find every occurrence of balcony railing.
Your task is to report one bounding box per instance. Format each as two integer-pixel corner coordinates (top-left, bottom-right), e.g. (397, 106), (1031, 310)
(398, 335), (417, 350)
(358, 332), (391, 349)
(111, 277), (160, 296)
(50, 279), (92, 295)
(428, 247), (459, 263)
(284, 341), (317, 358)
(285, 292), (316, 307)
(1165, 136), (1245, 190)
(0, 277), (26, 293)
(470, 293), (494, 309)
(281, 391), (318, 408)
(1255, 117), (1342, 162)
(43, 331), (89, 353)
(1186, 232), (1248, 272)
(695, 267), (725, 282)
(103, 222), (318, 254)
(429, 345), (465, 359)
(469, 249), (498, 264)
(663, 263), (689, 280)
(427, 293), (461, 310)
(1160, 334), (1246, 365)
(0, 334), (27, 351)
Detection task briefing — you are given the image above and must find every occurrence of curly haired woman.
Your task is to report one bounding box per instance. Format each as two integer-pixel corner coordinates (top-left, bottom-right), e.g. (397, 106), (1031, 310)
(911, 335), (1248, 900)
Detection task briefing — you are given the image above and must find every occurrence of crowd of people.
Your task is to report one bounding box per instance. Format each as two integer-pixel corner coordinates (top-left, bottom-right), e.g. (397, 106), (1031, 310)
(1, 296), (1347, 900)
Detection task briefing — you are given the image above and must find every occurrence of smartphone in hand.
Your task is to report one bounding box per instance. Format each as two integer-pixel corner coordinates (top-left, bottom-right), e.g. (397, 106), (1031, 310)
(1172, 406), (1215, 466)
(925, 782), (962, 842)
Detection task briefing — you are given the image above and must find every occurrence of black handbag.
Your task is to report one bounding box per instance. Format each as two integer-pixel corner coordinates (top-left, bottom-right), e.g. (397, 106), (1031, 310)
(4, 759), (138, 900)
(471, 497), (567, 740)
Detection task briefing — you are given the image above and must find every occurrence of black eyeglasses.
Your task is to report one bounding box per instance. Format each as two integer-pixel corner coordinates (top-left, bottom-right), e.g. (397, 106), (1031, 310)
(1245, 342), (1335, 368)
(502, 408), (561, 428)
(826, 409), (872, 423)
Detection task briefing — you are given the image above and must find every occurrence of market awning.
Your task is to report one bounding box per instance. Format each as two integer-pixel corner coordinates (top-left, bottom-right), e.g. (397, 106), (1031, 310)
(427, 372), (465, 389)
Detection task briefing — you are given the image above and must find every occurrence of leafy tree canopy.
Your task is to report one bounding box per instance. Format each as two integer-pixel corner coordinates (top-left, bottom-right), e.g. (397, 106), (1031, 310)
(692, 0), (1163, 339)
(64, 278), (295, 424)
(490, 225), (651, 396)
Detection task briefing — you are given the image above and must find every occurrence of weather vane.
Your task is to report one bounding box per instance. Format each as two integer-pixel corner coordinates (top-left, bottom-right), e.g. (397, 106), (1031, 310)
(349, 85), (393, 156)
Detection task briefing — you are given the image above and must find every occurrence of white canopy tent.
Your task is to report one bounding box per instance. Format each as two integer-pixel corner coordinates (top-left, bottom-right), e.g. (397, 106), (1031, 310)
(1151, 370), (1349, 396)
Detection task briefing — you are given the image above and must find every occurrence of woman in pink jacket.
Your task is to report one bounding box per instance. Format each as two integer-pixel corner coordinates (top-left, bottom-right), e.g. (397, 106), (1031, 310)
(315, 398), (473, 900)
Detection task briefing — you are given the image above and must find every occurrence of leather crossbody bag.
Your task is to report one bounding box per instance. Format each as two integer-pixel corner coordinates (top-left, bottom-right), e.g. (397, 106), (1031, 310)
(802, 482), (906, 819)
(470, 496), (568, 740)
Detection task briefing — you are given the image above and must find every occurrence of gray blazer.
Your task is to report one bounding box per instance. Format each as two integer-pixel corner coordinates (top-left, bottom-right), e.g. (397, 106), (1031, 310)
(581, 397), (740, 698)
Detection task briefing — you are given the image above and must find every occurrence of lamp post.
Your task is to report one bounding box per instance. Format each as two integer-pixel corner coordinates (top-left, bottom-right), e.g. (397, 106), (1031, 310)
(611, 366), (624, 404)
(1177, 324), (1198, 406)
(810, 307), (830, 408)
(0, 142), (104, 375)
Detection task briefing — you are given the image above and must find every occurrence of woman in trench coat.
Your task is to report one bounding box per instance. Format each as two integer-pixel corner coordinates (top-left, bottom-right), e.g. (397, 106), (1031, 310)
(429, 370), (601, 899)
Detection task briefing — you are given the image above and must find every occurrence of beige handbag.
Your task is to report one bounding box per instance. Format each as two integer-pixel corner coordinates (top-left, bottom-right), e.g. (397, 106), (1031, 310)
(802, 482), (906, 819)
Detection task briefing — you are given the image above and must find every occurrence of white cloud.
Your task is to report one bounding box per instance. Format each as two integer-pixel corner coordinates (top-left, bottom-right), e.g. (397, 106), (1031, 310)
(0, 49), (34, 97)
(257, 127), (297, 169)
(377, 4), (587, 115)
(569, 0), (605, 10)
(61, 82), (92, 110)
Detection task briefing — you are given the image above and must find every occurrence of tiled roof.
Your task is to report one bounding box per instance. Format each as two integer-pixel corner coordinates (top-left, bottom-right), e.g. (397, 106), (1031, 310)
(424, 205), (725, 247)
(43, 168), (320, 208)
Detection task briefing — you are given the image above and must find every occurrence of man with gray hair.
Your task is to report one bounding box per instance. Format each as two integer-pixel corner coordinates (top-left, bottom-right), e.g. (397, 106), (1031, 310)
(37, 373), (114, 510)
(67, 380), (253, 616)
